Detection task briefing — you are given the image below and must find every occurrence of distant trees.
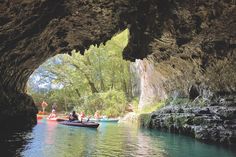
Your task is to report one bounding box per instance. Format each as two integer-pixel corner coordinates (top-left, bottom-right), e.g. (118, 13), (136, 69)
(28, 29), (135, 117)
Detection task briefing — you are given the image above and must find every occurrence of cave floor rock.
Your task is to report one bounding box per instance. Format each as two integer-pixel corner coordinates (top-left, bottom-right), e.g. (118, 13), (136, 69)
(148, 102), (236, 145)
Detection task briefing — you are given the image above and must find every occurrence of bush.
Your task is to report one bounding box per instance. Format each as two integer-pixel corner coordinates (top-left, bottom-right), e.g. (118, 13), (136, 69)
(130, 97), (139, 112)
(139, 101), (165, 114)
(139, 113), (151, 128)
(75, 90), (128, 117)
(165, 97), (190, 106)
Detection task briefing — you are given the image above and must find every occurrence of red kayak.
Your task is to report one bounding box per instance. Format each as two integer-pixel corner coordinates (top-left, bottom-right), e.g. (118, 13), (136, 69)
(59, 121), (99, 128)
(37, 115), (43, 120)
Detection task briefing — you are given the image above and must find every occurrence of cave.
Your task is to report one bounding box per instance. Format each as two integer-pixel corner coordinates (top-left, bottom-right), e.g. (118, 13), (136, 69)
(0, 0), (236, 131)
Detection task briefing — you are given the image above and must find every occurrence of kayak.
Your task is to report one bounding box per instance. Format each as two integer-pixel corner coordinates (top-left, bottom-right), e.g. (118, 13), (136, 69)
(59, 121), (99, 128)
(84, 118), (119, 123)
(56, 118), (68, 122)
(47, 117), (67, 122)
(37, 115), (43, 120)
(47, 117), (58, 121)
(84, 118), (99, 122)
(99, 118), (119, 122)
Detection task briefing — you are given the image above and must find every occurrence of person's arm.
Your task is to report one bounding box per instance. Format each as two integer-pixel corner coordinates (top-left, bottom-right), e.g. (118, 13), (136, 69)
(68, 113), (72, 120)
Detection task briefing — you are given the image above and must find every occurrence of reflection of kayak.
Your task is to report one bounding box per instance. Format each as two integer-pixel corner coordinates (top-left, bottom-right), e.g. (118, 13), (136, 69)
(99, 118), (119, 122)
(59, 121), (99, 128)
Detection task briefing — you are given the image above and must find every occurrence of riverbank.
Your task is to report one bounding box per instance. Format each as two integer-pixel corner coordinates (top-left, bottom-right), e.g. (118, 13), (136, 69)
(139, 98), (236, 146)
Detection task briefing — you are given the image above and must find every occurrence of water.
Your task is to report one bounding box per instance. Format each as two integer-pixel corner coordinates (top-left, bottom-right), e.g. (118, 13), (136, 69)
(0, 119), (235, 157)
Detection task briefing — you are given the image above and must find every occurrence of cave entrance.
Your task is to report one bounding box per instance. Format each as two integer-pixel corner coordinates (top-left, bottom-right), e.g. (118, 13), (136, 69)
(27, 29), (135, 117)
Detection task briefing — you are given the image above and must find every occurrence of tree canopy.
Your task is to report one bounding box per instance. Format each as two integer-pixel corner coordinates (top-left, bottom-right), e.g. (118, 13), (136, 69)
(28, 29), (135, 117)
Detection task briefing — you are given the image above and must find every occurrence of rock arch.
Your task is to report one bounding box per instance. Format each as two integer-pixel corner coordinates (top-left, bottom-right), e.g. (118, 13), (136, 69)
(0, 0), (235, 129)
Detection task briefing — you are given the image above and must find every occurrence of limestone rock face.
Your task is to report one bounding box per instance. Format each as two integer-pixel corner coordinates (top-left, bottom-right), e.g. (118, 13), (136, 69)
(129, 0), (236, 108)
(148, 101), (236, 145)
(133, 59), (168, 109)
(0, 0), (235, 129)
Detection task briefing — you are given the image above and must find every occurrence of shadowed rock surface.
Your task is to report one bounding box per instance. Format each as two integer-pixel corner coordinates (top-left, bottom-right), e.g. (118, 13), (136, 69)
(131, 0), (236, 109)
(0, 0), (235, 143)
(147, 99), (236, 145)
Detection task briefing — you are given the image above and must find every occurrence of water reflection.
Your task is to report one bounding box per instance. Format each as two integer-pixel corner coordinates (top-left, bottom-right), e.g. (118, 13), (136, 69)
(0, 129), (32, 157)
(136, 130), (168, 157)
(0, 120), (235, 157)
(44, 121), (57, 145)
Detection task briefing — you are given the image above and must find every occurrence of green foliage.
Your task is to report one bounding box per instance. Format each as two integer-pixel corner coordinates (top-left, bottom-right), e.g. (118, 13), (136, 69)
(175, 116), (188, 127)
(165, 97), (190, 106)
(193, 117), (204, 125)
(139, 113), (151, 128)
(75, 90), (127, 117)
(28, 29), (133, 116)
(190, 97), (208, 107)
(138, 101), (165, 114)
(100, 90), (127, 117)
(166, 116), (174, 126)
(164, 96), (208, 107)
(130, 97), (139, 111)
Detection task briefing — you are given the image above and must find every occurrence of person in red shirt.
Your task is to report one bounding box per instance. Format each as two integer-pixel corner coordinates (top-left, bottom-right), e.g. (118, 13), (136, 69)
(47, 109), (57, 119)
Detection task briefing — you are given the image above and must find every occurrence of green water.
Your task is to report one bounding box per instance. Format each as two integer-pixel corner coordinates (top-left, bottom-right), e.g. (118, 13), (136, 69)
(1, 119), (235, 157)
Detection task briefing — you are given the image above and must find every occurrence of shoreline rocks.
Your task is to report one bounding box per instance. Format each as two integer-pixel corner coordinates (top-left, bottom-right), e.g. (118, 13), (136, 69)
(146, 103), (236, 145)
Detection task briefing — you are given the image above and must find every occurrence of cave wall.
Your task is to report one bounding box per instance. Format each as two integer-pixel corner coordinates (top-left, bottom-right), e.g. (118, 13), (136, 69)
(0, 0), (235, 127)
(127, 0), (236, 108)
(132, 59), (168, 109)
(0, 0), (131, 92)
(0, 0), (131, 128)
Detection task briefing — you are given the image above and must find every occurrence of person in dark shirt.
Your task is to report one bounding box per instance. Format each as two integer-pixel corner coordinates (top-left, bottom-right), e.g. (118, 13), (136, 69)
(69, 111), (78, 122)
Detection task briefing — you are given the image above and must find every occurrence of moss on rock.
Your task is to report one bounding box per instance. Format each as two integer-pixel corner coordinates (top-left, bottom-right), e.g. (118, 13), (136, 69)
(139, 113), (151, 128)
(193, 117), (205, 125)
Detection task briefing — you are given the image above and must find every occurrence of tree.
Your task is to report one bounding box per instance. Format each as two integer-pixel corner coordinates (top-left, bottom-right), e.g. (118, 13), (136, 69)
(28, 29), (134, 115)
